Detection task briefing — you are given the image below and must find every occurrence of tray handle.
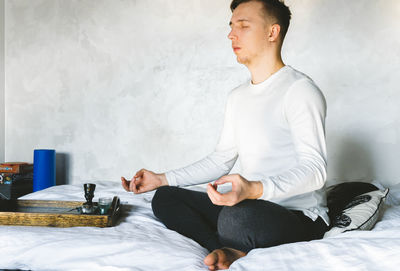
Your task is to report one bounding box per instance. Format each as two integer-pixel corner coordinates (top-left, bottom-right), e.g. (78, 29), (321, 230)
(107, 196), (121, 226)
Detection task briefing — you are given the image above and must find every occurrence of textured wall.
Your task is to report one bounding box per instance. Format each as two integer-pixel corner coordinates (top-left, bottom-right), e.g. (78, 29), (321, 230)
(0, 0), (4, 163)
(284, 0), (400, 186)
(5, 0), (245, 184)
(4, 0), (400, 186)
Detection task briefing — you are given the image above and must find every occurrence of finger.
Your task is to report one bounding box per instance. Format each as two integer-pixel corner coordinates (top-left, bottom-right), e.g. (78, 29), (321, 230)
(222, 191), (239, 206)
(214, 175), (234, 185)
(214, 178), (232, 186)
(208, 183), (222, 197)
(207, 184), (218, 204)
(212, 182), (218, 190)
(121, 177), (131, 192)
(129, 177), (139, 193)
(207, 183), (225, 205)
(135, 179), (147, 194)
(209, 184), (237, 206)
(134, 168), (145, 178)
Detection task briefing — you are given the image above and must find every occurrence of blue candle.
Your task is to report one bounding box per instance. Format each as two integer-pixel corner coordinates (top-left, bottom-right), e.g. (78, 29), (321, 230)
(33, 149), (56, 192)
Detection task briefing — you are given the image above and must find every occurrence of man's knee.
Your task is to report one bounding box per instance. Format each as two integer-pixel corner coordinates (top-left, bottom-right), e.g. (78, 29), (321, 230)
(217, 200), (252, 231)
(151, 186), (175, 218)
(217, 200), (256, 251)
(218, 200), (310, 250)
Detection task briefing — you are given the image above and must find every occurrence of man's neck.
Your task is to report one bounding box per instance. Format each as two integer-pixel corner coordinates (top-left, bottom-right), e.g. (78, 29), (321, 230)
(248, 52), (285, 85)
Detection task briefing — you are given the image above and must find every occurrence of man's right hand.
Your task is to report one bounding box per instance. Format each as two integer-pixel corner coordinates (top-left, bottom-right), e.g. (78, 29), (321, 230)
(121, 169), (168, 194)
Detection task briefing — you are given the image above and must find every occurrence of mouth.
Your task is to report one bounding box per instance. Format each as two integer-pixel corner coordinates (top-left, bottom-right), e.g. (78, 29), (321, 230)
(233, 47), (241, 53)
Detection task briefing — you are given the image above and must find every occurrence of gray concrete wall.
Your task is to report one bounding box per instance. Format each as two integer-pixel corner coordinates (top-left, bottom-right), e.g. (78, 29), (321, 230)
(4, 0), (400, 186)
(0, 0), (4, 163)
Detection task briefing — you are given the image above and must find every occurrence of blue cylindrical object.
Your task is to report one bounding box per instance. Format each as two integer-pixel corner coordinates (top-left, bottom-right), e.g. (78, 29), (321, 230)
(33, 149), (56, 192)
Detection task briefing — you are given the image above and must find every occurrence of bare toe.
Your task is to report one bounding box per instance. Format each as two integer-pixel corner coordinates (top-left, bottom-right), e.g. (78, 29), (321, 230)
(204, 250), (218, 270)
(204, 248), (247, 270)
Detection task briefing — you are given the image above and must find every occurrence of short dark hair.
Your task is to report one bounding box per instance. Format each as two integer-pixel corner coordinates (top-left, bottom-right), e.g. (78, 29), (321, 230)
(230, 0), (291, 41)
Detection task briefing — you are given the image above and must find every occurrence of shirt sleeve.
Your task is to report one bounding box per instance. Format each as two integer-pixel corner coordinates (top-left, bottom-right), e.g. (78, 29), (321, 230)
(165, 92), (239, 187)
(258, 78), (327, 201)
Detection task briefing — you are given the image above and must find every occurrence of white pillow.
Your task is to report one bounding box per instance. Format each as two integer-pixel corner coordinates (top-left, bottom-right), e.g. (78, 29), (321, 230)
(324, 188), (389, 238)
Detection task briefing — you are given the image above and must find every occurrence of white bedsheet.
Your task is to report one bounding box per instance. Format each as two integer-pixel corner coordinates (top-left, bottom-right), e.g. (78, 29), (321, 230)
(1, 181), (400, 271)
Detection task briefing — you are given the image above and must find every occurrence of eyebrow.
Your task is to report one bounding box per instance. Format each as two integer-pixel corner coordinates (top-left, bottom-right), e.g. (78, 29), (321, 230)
(229, 19), (251, 26)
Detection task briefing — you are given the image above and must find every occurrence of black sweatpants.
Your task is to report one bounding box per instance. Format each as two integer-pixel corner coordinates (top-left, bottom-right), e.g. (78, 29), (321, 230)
(151, 186), (328, 253)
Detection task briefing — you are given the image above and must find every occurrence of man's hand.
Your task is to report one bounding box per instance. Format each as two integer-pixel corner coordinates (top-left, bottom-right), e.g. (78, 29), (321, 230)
(121, 169), (168, 194)
(206, 174), (263, 206)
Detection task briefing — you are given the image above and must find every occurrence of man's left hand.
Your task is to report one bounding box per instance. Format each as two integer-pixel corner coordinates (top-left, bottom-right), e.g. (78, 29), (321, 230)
(206, 174), (263, 206)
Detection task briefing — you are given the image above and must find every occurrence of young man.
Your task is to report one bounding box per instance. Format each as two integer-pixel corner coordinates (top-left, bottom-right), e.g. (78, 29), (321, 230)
(122, 0), (329, 270)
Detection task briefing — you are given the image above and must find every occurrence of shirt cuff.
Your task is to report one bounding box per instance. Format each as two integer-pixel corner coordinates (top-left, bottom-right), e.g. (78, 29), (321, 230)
(258, 178), (274, 201)
(165, 171), (178, 187)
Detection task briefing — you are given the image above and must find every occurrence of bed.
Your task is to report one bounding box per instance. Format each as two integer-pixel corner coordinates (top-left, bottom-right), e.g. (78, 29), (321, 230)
(1, 181), (400, 271)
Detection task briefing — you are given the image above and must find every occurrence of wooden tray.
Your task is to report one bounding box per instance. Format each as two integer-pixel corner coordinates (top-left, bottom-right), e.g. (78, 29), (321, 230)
(0, 196), (121, 227)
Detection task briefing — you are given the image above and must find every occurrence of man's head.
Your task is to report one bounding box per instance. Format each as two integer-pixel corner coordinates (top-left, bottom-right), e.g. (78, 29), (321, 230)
(228, 0), (291, 66)
(230, 0), (291, 42)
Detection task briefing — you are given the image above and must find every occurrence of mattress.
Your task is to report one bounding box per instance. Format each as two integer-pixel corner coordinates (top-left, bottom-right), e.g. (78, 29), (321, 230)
(1, 181), (399, 271)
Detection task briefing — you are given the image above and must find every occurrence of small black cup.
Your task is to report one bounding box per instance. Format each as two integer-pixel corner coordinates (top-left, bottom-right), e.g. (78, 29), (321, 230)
(83, 183), (96, 205)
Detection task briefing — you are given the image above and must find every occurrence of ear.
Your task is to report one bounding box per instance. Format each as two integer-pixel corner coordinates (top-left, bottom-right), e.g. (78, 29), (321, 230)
(268, 24), (281, 42)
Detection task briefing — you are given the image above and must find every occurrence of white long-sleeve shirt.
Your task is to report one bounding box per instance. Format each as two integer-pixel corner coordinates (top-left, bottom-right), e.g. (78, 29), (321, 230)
(165, 65), (329, 225)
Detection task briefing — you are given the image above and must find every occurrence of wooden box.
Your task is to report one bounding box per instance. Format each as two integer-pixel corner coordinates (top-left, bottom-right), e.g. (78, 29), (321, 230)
(0, 178), (33, 200)
(0, 162), (34, 174)
(0, 196), (122, 227)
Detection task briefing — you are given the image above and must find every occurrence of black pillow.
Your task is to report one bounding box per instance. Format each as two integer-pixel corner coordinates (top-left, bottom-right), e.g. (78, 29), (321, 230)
(326, 182), (379, 226)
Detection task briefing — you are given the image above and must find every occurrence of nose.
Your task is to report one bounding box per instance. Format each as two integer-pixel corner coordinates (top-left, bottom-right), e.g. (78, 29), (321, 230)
(228, 29), (236, 41)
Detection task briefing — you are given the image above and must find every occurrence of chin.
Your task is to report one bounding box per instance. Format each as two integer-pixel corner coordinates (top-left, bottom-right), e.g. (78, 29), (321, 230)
(236, 56), (249, 65)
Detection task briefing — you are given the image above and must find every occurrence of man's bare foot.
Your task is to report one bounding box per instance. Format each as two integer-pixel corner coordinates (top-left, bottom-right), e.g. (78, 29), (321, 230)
(203, 247), (247, 270)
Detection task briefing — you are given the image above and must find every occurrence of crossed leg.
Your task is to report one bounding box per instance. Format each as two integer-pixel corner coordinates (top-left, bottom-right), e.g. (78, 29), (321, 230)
(152, 186), (327, 270)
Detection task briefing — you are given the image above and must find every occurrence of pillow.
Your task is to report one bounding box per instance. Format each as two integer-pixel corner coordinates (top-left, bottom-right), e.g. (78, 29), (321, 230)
(326, 182), (380, 221)
(324, 188), (389, 238)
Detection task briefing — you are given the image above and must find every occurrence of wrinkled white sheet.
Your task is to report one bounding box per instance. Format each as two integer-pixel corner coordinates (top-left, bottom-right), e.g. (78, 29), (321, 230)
(0, 181), (400, 271)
